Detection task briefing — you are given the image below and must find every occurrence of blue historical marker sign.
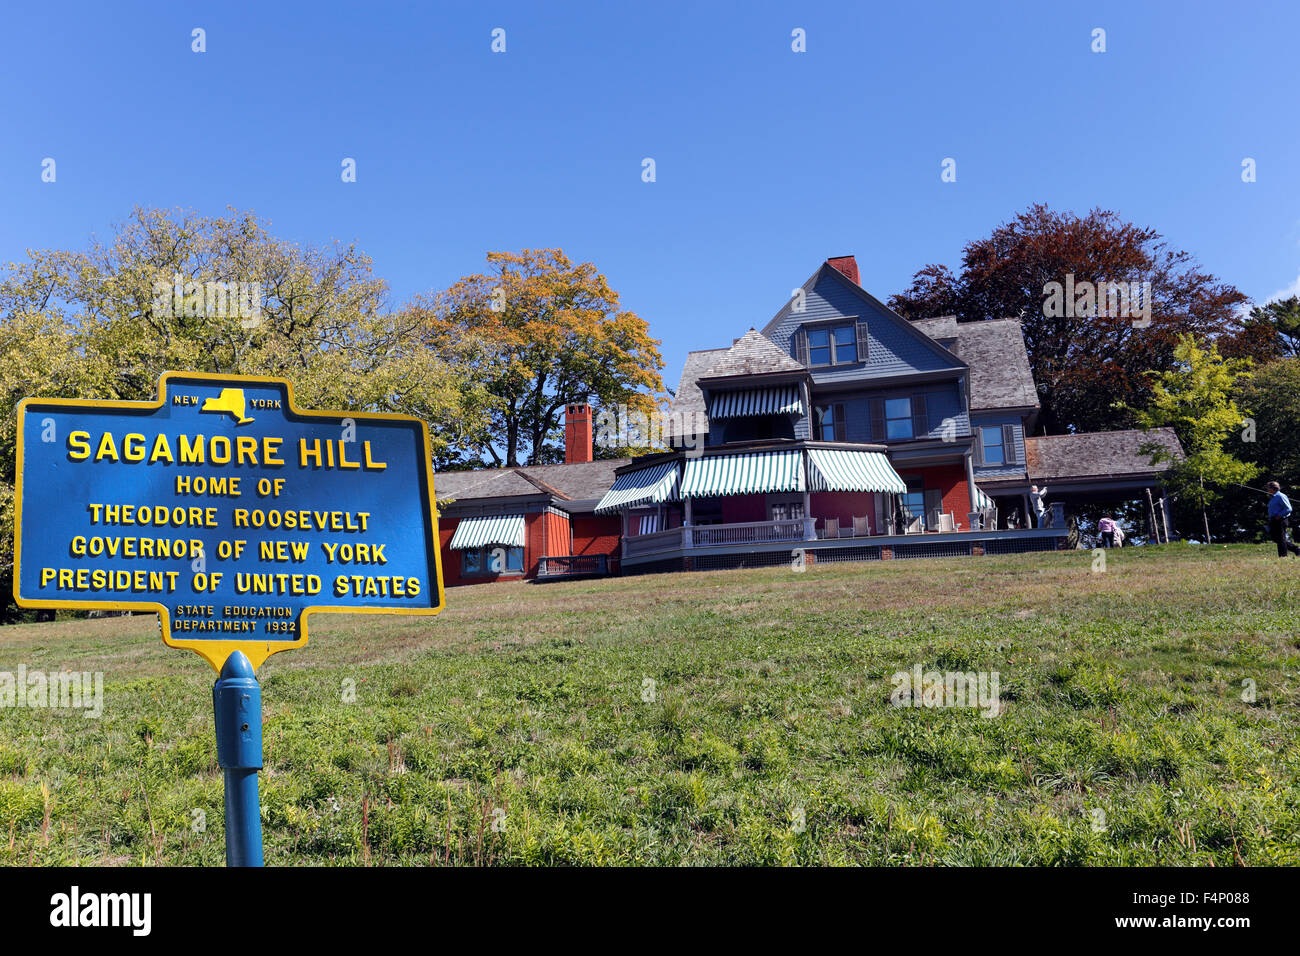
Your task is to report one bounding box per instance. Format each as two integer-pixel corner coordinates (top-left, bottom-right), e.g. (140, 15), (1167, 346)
(14, 371), (445, 670)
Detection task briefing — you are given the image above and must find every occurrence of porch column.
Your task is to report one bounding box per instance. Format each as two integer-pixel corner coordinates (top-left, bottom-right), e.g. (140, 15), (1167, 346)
(1022, 494), (1032, 529)
(620, 511), (628, 558)
(802, 489), (813, 539)
(683, 496), (693, 549)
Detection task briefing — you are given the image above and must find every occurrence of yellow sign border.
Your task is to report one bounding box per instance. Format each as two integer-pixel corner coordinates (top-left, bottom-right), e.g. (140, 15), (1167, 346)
(14, 370), (446, 673)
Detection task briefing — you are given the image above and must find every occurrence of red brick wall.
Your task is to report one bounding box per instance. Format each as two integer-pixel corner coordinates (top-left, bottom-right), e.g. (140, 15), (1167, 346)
(911, 463), (971, 523)
(437, 512), (544, 587)
(542, 510), (570, 557)
(438, 519), (465, 588)
(572, 515), (621, 556)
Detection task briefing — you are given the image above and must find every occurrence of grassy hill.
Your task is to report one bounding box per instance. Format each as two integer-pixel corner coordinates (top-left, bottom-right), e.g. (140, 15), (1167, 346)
(1, 543), (1298, 866)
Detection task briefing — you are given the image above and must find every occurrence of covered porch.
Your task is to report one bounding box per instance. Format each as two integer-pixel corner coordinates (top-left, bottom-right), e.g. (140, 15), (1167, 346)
(599, 442), (1051, 566)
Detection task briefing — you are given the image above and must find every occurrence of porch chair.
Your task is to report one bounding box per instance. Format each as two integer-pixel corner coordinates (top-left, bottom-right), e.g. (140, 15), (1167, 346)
(852, 515), (870, 537)
(822, 517), (840, 539)
(938, 513), (956, 534)
(904, 515), (923, 534)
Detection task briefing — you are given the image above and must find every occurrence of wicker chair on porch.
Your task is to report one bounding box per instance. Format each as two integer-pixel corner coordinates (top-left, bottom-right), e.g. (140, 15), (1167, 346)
(821, 517), (840, 539)
(852, 515), (869, 537)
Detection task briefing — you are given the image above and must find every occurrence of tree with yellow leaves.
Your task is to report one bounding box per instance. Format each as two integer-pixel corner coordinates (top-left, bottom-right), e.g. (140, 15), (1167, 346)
(409, 249), (666, 466)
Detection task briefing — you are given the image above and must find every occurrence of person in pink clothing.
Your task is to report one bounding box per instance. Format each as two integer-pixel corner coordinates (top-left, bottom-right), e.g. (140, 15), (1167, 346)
(1098, 515), (1117, 548)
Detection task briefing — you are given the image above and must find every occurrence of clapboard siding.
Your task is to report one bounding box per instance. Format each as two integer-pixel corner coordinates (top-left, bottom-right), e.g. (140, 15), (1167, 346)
(766, 270), (962, 383)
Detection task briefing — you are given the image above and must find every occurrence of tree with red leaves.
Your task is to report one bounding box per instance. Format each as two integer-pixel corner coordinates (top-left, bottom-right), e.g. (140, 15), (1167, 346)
(889, 204), (1258, 436)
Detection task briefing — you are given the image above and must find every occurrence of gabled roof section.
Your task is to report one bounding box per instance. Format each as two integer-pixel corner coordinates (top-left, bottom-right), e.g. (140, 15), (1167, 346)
(1026, 428), (1183, 481)
(698, 329), (808, 380)
(943, 318), (1039, 411)
(911, 314), (959, 343)
(761, 261), (966, 379)
(434, 458), (631, 505)
(664, 347), (726, 439)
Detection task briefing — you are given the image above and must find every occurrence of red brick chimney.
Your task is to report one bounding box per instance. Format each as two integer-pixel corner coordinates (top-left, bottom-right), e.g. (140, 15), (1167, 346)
(827, 255), (859, 286)
(564, 403), (593, 464)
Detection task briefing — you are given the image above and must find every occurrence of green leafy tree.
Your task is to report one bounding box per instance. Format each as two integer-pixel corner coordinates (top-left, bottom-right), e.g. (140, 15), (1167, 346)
(1232, 356), (1300, 500)
(1127, 335), (1259, 543)
(889, 204), (1255, 435)
(411, 249), (666, 466)
(1241, 296), (1300, 358)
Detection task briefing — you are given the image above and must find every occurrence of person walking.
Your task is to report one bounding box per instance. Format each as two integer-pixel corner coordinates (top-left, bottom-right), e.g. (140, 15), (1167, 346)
(1098, 514), (1116, 548)
(1267, 481), (1300, 558)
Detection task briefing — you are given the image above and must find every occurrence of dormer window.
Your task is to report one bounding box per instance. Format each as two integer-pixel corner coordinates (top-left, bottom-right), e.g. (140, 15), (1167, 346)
(795, 320), (868, 367)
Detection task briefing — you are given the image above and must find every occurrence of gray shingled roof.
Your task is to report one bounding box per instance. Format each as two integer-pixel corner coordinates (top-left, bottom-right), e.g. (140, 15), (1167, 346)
(665, 347), (726, 440)
(945, 319), (1039, 411)
(1026, 428), (1183, 481)
(911, 315), (959, 342)
(434, 457), (631, 505)
(698, 329), (808, 379)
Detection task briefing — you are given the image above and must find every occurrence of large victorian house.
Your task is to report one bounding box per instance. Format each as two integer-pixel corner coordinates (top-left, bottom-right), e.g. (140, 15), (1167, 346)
(435, 255), (1181, 583)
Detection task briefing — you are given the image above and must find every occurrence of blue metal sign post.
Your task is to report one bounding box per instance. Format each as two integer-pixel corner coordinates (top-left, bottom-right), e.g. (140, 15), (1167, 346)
(213, 651), (263, 866)
(13, 371), (446, 865)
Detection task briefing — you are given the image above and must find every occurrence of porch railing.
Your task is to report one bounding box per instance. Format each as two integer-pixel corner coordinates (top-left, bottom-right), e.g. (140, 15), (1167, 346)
(537, 554), (610, 578)
(690, 518), (812, 547)
(623, 519), (815, 557)
(623, 527), (687, 557)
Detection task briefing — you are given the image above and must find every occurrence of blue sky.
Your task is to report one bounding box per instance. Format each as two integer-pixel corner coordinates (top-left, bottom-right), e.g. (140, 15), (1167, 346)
(2, 1), (1297, 387)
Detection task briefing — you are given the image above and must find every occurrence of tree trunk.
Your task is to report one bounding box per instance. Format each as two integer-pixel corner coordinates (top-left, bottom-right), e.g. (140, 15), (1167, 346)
(1200, 475), (1211, 544)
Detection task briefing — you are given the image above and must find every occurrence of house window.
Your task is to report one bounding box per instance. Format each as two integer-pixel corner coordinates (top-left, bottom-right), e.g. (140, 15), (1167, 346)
(980, 426), (1005, 465)
(807, 325), (858, 367)
(462, 546), (524, 576)
(885, 398), (913, 439)
(769, 496), (806, 521)
(902, 478), (926, 528)
(814, 403), (846, 441)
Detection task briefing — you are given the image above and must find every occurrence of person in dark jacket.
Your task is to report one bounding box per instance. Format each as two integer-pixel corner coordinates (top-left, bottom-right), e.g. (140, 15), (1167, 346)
(1267, 481), (1300, 558)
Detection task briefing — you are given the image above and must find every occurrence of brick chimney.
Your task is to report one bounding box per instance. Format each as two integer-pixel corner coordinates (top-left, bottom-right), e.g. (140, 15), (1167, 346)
(827, 255), (859, 285)
(564, 403), (593, 464)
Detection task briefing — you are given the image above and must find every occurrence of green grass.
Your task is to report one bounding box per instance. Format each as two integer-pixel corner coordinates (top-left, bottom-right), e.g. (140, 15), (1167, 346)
(2, 543), (1298, 865)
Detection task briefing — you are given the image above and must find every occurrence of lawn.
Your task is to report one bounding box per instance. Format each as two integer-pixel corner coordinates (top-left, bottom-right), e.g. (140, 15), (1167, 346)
(1, 543), (1297, 866)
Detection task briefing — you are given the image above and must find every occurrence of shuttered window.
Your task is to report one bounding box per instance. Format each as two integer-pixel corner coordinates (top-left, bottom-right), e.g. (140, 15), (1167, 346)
(978, 426), (1005, 465)
(814, 403), (847, 442)
(924, 488), (943, 531)
(799, 322), (863, 368)
(885, 397), (913, 439)
(911, 394), (928, 438)
(793, 328), (810, 366)
(1002, 424), (1020, 464)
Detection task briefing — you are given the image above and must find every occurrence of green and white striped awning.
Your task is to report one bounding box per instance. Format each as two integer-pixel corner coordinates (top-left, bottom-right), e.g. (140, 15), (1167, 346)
(972, 482), (994, 511)
(681, 450), (804, 497)
(594, 461), (680, 515)
(707, 386), (804, 420)
(806, 448), (906, 494)
(448, 514), (526, 550)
